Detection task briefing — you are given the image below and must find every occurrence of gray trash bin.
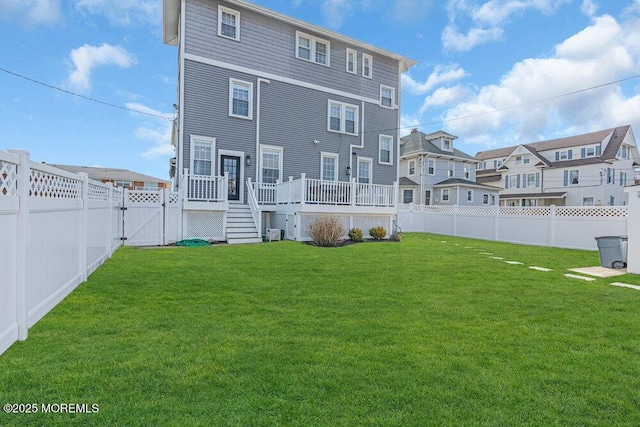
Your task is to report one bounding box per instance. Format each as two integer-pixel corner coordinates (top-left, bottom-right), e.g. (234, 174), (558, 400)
(595, 236), (628, 269)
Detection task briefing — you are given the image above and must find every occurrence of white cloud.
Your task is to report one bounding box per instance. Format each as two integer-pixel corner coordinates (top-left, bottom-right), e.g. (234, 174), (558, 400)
(75, 0), (159, 26)
(440, 13), (640, 146)
(68, 43), (137, 92)
(0, 0), (61, 26)
(321, 0), (352, 29)
(441, 24), (503, 51)
(443, 0), (572, 51)
(580, 0), (598, 17)
(402, 64), (467, 94)
(125, 103), (174, 159)
(418, 86), (469, 114)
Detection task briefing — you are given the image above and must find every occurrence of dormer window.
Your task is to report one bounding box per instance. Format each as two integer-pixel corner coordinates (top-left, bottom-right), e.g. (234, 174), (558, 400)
(443, 139), (452, 151)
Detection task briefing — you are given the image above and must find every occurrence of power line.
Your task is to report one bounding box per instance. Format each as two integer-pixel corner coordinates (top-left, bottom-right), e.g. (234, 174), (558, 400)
(376, 73), (640, 135)
(0, 67), (172, 121)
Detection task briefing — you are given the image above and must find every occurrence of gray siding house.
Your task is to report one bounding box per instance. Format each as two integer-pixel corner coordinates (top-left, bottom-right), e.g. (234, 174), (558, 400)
(399, 130), (500, 206)
(163, 0), (415, 242)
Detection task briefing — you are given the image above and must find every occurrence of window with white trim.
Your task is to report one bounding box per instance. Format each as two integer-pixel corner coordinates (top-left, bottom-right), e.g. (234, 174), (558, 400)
(357, 157), (372, 184)
(483, 194), (489, 205)
(362, 53), (372, 78)
(464, 165), (470, 179)
(403, 189), (414, 204)
(229, 79), (253, 119)
(467, 190), (473, 202)
(328, 100), (358, 135)
(320, 152), (338, 181)
(260, 146), (283, 184)
(564, 169), (579, 186)
(296, 31), (330, 66)
(447, 162), (454, 178)
(583, 197), (594, 206)
(441, 189), (449, 202)
(218, 6), (240, 41)
(378, 135), (393, 165)
(408, 160), (415, 176)
(191, 136), (215, 176)
(443, 139), (451, 151)
(346, 48), (357, 74)
(380, 85), (394, 108)
(427, 159), (435, 175)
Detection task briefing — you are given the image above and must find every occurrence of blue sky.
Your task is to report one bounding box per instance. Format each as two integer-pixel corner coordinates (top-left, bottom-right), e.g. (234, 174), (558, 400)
(1, 0), (639, 181)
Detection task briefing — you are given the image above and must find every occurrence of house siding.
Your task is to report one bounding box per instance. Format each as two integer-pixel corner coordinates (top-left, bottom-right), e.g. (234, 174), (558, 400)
(183, 59), (397, 185)
(184, 0), (399, 103)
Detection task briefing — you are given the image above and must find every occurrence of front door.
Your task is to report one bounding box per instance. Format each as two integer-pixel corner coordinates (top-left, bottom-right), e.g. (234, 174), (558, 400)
(425, 190), (431, 205)
(221, 155), (241, 201)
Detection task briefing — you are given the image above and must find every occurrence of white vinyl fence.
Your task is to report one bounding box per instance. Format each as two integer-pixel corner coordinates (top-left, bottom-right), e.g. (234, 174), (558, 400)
(397, 204), (628, 250)
(0, 150), (124, 356)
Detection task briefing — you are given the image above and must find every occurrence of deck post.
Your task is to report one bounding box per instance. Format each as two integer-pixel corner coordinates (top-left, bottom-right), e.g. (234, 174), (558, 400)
(624, 186), (640, 274)
(300, 173), (306, 205)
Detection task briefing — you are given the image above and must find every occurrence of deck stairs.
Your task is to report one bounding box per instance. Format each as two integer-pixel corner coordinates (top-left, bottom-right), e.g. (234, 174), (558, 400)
(226, 204), (262, 245)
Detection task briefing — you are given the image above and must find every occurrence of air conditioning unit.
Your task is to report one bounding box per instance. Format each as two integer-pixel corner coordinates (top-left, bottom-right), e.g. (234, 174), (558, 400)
(266, 228), (281, 241)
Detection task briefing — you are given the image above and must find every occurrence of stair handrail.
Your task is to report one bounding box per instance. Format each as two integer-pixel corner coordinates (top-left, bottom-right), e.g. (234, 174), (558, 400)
(245, 178), (262, 237)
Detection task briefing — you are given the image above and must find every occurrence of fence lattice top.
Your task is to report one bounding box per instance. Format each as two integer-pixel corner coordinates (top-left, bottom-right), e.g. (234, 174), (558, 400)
(0, 160), (18, 196)
(30, 169), (82, 199)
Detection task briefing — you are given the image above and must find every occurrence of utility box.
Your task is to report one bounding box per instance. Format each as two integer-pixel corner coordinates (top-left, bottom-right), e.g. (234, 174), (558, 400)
(595, 236), (628, 269)
(266, 228), (281, 242)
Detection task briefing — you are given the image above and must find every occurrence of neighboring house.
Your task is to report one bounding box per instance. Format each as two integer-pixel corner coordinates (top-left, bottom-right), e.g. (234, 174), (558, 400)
(50, 164), (171, 190)
(475, 125), (639, 206)
(162, 0), (415, 243)
(399, 129), (500, 206)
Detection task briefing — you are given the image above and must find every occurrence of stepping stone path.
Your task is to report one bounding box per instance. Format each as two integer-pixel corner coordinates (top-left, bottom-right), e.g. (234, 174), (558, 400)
(564, 274), (596, 281)
(610, 282), (640, 291)
(491, 256), (505, 260)
(529, 266), (552, 272)
(505, 261), (523, 265)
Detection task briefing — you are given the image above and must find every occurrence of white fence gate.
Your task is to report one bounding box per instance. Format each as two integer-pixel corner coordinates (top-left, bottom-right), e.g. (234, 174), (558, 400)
(122, 189), (181, 247)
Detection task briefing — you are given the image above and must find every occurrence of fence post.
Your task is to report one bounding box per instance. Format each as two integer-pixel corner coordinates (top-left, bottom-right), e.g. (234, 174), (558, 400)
(78, 172), (89, 282)
(9, 150), (30, 341)
(494, 204), (499, 241)
(549, 204), (556, 247)
(624, 186), (640, 274)
(453, 205), (458, 237)
(300, 173), (306, 205)
(107, 185), (113, 258)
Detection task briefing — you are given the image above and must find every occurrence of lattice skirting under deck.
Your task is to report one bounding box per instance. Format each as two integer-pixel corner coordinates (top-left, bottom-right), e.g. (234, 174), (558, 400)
(184, 211), (225, 240)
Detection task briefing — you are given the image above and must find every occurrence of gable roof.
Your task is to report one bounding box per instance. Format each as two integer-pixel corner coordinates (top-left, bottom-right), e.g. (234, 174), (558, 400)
(400, 130), (477, 162)
(50, 164), (169, 184)
(162, 0), (416, 72)
(475, 126), (630, 161)
(432, 178), (501, 191)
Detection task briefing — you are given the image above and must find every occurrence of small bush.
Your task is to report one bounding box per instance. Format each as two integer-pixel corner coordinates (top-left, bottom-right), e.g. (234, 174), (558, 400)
(307, 216), (345, 247)
(369, 226), (387, 240)
(348, 228), (364, 242)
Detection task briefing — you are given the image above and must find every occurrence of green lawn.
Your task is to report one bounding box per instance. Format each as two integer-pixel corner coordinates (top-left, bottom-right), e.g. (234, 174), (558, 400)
(2, 233), (640, 426)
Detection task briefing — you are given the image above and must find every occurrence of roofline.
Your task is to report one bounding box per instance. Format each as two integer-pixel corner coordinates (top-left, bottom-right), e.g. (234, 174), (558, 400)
(162, 0), (416, 71)
(401, 152), (479, 163)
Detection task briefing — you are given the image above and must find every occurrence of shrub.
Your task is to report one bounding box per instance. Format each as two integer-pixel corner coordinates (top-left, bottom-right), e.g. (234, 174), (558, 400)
(369, 226), (387, 240)
(307, 216), (345, 247)
(348, 228), (364, 242)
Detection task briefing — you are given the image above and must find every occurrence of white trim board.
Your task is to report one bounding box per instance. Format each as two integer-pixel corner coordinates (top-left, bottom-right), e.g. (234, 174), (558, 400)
(184, 53), (391, 108)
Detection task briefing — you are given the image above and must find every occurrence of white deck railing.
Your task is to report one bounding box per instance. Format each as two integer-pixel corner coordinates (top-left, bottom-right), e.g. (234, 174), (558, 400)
(258, 174), (396, 207)
(245, 179), (262, 234)
(184, 173), (228, 202)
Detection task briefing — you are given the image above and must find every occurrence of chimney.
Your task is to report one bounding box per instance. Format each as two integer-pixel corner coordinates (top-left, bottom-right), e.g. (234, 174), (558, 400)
(411, 128), (418, 134)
